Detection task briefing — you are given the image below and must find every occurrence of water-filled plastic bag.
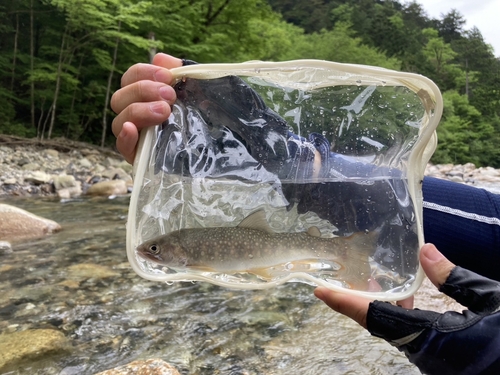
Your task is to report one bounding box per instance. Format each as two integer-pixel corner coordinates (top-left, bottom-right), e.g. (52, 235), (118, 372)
(127, 60), (442, 300)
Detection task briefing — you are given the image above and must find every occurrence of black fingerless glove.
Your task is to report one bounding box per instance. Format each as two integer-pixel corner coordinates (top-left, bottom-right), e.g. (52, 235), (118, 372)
(367, 266), (500, 375)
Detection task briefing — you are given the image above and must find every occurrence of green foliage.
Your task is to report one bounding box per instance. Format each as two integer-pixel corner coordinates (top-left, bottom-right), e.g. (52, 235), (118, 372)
(421, 28), (461, 90)
(431, 91), (500, 166)
(280, 22), (401, 70)
(145, 0), (278, 63)
(0, 92), (17, 133)
(268, 0), (335, 32)
(0, 0), (499, 166)
(270, 0), (500, 167)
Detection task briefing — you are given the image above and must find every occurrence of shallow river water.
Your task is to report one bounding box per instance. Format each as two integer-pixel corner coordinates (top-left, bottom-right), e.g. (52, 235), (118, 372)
(0, 196), (420, 374)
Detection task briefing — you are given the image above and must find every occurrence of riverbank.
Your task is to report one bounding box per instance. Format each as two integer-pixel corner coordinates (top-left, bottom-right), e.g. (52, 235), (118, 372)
(0, 135), (132, 198)
(2, 135), (500, 197)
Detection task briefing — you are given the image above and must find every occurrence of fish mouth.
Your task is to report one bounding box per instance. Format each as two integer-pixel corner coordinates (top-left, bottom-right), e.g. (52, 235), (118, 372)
(136, 250), (151, 261)
(136, 249), (160, 263)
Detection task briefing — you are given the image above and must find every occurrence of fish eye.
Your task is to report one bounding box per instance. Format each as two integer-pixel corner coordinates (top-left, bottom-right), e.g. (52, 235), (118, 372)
(149, 244), (160, 255)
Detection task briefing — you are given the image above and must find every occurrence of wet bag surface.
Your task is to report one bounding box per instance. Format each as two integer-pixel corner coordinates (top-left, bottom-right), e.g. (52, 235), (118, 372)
(127, 60), (442, 300)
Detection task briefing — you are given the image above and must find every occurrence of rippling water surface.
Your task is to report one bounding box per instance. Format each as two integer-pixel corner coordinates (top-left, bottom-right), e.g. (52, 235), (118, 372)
(0, 196), (419, 374)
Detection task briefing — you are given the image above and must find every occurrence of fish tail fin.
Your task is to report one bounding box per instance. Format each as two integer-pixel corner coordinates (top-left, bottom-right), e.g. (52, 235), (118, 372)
(339, 230), (379, 290)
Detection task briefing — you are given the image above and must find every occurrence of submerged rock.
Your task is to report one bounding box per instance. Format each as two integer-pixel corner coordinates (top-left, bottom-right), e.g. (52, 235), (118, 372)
(0, 240), (12, 254)
(95, 359), (181, 375)
(66, 263), (120, 280)
(0, 329), (69, 372)
(0, 203), (61, 243)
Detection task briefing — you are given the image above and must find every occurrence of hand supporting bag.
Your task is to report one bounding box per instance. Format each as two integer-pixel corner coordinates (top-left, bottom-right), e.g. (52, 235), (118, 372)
(127, 60), (442, 301)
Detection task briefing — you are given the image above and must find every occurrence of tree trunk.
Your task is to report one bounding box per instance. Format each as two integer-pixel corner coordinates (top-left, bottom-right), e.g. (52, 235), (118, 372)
(30, 0), (36, 132)
(66, 53), (84, 138)
(10, 13), (19, 92)
(149, 32), (156, 63)
(37, 97), (47, 137)
(47, 27), (68, 140)
(101, 20), (121, 148)
(40, 104), (52, 139)
(465, 57), (469, 99)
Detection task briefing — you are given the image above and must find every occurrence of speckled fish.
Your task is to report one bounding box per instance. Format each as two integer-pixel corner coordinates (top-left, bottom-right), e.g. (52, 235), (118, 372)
(137, 211), (377, 289)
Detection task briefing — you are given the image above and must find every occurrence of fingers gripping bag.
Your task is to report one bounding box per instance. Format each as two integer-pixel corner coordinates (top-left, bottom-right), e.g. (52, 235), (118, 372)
(127, 60), (442, 301)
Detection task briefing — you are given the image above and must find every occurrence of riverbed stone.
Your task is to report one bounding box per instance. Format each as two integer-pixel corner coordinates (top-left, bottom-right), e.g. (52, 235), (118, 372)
(117, 160), (133, 174)
(94, 359), (181, 375)
(24, 171), (52, 185)
(94, 164), (106, 173)
(3, 177), (17, 185)
(78, 157), (93, 169)
(0, 329), (69, 372)
(57, 181), (82, 199)
(86, 179), (128, 196)
(101, 167), (131, 181)
(476, 167), (500, 182)
(66, 263), (120, 279)
(44, 149), (60, 158)
(449, 175), (463, 183)
(104, 157), (121, 168)
(21, 162), (40, 171)
(0, 203), (61, 243)
(53, 174), (77, 190)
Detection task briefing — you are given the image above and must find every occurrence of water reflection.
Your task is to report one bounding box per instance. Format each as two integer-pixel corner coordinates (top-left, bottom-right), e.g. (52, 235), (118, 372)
(0, 197), (418, 374)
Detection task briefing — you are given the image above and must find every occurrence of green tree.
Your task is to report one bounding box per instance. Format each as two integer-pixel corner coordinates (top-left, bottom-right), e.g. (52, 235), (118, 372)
(421, 28), (463, 90)
(432, 90), (500, 166)
(268, 0), (335, 33)
(43, 0), (156, 144)
(146, 0), (278, 63)
(281, 22), (401, 69)
(0, 0), (498, 167)
(437, 9), (466, 43)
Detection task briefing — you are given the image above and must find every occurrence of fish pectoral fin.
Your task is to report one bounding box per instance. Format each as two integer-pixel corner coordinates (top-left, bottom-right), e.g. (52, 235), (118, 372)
(306, 226), (322, 237)
(250, 260), (325, 280)
(248, 267), (275, 280)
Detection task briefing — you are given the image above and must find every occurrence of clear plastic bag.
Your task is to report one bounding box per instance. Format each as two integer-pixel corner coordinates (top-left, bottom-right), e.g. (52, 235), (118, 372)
(127, 60), (442, 300)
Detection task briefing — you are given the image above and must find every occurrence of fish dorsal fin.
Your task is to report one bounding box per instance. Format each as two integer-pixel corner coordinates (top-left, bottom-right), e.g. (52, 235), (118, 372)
(307, 226), (322, 237)
(238, 210), (274, 234)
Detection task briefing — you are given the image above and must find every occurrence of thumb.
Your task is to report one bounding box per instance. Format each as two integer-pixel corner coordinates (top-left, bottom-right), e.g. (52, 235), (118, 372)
(419, 243), (456, 289)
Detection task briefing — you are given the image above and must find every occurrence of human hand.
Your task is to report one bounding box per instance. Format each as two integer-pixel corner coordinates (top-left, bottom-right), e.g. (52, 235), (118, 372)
(315, 243), (500, 374)
(110, 53), (183, 163)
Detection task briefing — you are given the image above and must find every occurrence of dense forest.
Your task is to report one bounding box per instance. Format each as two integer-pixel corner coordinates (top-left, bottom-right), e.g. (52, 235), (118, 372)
(1, 0), (499, 166)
